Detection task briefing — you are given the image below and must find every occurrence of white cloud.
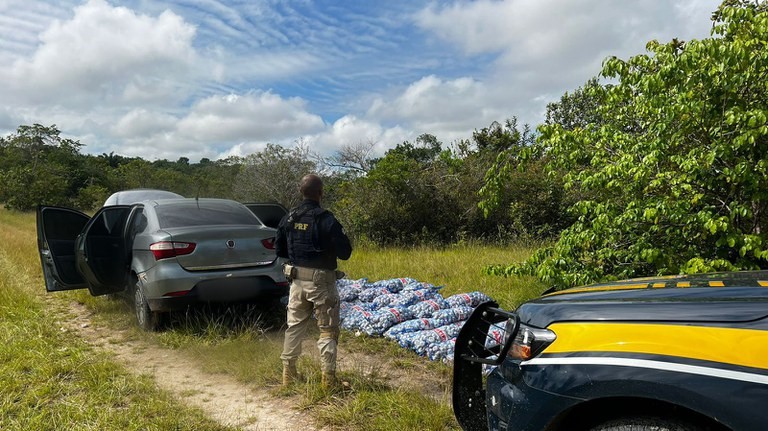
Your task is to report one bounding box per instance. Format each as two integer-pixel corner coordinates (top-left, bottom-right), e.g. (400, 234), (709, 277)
(366, 75), (503, 137)
(3, 0), (198, 107)
(111, 109), (177, 138)
(416, 1), (714, 63)
(177, 92), (325, 142)
(403, 0), (720, 131)
(311, 115), (410, 156)
(214, 141), (271, 160)
(84, 91), (326, 161)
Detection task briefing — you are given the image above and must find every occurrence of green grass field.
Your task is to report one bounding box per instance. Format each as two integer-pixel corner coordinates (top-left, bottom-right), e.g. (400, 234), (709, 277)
(0, 210), (230, 430)
(0, 208), (544, 430)
(339, 243), (546, 311)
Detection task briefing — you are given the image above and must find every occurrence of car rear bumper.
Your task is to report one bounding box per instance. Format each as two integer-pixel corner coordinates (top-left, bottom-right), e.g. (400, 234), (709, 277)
(147, 275), (289, 311)
(138, 260), (288, 311)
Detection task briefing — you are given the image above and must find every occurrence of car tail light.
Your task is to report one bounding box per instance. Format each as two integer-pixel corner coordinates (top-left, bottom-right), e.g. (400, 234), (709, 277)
(150, 241), (196, 260)
(503, 321), (556, 361)
(261, 237), (276, 250)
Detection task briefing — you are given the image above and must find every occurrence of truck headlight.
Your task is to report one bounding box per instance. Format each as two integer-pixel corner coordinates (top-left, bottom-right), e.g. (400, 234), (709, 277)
(503, 320), (556, 360)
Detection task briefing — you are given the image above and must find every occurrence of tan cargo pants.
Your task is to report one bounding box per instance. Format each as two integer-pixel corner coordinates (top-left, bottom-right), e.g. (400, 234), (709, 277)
(280, 265), (340, 373)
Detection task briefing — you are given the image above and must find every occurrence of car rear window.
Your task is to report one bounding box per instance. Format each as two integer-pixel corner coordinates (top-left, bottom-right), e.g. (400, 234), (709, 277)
(155, 201), (257, 228)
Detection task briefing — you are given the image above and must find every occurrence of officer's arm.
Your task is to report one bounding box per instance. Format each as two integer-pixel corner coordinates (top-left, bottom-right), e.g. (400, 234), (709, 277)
(275, 218), (289, 259)
(329, 218), (352, 260)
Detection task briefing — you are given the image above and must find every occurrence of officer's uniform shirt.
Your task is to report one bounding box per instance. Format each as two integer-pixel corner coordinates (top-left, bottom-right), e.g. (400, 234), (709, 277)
(275, 199), (352, 270)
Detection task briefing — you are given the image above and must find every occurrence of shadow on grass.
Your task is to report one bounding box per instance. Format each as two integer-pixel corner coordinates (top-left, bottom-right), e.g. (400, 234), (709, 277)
(163, 298), (289, 338)
(98, 289), (289, 339)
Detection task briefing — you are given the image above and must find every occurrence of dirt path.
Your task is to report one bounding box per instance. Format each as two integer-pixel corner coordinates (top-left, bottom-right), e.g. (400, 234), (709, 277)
(335, 344), (452, 404)
(58, 300), (320, 431)
(52, 297), (452, 430)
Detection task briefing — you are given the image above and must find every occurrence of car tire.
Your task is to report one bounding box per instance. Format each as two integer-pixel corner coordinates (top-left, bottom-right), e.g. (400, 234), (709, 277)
(134, 283), (165, 331)
(589, 416), (700, 431)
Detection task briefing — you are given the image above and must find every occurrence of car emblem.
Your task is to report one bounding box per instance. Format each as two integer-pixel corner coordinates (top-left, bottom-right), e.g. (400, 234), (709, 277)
(226, 240), (235, 249)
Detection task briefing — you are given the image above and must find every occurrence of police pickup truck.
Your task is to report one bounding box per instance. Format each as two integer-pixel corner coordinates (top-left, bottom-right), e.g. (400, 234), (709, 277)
(453, 271), (768, 431)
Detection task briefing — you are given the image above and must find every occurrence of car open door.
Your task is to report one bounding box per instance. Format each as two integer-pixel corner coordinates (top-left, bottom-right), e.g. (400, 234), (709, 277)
(76, 205), (132, 296)
(243, 203), (288, 229)
(37, 206), (90, 292)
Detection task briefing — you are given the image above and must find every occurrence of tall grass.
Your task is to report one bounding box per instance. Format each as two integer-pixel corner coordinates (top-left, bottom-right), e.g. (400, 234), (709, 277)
(340, 243), (547, 310)
(0, 209), (230, 430)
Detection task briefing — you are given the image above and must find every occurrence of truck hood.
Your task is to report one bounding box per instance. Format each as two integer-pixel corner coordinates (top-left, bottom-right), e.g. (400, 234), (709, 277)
(518, 271), (768, 328)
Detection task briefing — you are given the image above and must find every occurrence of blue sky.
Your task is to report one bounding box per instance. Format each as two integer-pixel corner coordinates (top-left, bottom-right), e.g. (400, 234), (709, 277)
(0, 0), (720, 161)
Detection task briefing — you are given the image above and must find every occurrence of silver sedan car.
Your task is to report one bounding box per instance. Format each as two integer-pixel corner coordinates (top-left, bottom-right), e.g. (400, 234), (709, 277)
(37, 197), (288, 330)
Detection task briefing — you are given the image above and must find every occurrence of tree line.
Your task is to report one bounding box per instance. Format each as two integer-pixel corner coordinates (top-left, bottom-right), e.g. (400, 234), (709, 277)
(0, 119), (567, 245)
(2, 0), (766, 288)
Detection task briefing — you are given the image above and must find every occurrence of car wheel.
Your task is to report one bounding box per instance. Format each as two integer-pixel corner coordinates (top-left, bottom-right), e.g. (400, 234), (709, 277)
(134, 284), (165, 331)
(589, 416), (700, 431)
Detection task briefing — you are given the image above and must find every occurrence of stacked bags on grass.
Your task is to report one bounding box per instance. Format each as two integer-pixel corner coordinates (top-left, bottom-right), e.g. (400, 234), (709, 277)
(337, 277), (495, 362)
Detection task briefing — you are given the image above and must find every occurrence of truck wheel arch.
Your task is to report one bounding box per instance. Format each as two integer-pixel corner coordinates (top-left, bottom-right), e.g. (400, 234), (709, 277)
(548, 397), (731, 431)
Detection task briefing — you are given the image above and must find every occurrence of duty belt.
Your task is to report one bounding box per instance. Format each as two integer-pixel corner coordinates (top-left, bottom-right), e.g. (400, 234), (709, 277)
(285, 264), (344, 281)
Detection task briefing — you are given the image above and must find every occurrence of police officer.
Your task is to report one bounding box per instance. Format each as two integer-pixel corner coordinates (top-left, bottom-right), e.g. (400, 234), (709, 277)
(276, 174), (352, 387)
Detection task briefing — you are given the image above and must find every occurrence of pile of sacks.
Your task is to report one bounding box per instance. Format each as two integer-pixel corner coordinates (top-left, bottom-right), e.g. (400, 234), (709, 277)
(338, 277), (496, 362)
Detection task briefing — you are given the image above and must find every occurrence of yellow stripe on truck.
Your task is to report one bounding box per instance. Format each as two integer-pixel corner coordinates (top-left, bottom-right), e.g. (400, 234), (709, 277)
(544, 284), (648, 296)
(545, 322), (768, 371)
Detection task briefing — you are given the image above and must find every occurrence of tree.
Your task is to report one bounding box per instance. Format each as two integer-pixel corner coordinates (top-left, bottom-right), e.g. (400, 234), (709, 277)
(324, 141), (377, 175)
(384, 134), (442, 164)
(487, 1), (768, 287)
(544, 78), (609, 132)
(0, 124), (84, 210)
(233, 144), (316, 208)
(477, 118), (571, 239)
(333, 135), (470, 244)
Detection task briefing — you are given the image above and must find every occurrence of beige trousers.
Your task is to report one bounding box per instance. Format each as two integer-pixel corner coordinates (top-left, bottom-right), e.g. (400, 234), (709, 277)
(280, 267), (340, 373)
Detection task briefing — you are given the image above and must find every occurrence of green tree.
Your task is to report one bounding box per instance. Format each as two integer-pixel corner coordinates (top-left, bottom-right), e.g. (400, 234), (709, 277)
(477, 119), (571, 239)
(544, 78), (609, 132)
(487, 1), (768, 287)
(334, 135), (466, 244)
(0, 124), (84, 210)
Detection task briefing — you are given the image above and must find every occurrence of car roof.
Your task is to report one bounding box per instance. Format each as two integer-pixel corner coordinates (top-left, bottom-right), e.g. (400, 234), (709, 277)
(145, 197), (248, 208)
(103, 189), (183, 206)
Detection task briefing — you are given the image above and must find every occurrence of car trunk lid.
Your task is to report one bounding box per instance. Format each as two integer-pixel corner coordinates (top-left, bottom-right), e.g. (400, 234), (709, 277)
(160, 225), (276, 271)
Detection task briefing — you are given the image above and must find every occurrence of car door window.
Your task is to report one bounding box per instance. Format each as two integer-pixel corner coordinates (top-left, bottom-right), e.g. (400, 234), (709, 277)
(244, 203), (287, 228)
(128, 208), (148, 241)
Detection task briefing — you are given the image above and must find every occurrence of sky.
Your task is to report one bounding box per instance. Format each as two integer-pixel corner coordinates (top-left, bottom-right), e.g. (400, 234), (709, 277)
(0, 0), (721, 162)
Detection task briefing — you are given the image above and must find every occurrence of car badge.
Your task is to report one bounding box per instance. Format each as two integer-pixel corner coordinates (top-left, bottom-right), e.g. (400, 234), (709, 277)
(226, 240), (235, 249)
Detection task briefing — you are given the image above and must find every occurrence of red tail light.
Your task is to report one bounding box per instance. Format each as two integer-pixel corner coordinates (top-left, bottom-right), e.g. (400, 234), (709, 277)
(150, 241), (196, 260)
(261, 237), (276, 250)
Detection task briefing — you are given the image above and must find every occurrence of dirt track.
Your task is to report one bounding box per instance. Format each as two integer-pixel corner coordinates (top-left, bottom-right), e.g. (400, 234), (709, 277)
(61, 301), (319, 431)
(54, 299), (452, 430)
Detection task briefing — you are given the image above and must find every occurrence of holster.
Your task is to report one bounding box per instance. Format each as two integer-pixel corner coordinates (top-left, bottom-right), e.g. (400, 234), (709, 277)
(283, 264), (296, 281)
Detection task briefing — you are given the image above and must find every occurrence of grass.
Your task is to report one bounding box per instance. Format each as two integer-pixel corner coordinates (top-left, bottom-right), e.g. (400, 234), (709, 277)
(339, 243), (547, 311)
(316, 389), (457, 430)
(0, 209), (231, 431)
(2, 207), (546, 431)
